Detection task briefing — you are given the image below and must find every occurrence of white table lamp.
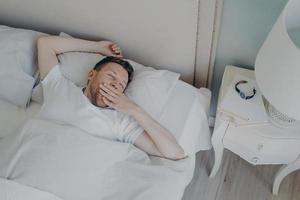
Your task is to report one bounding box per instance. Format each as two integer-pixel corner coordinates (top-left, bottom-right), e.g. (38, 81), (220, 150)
(255, 0), (300, 127)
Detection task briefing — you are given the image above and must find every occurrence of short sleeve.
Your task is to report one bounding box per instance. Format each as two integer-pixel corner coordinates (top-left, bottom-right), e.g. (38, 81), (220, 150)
(41, 65), (63, 86)
(115, 113), (144, 144)
(41, 65), (66, 100)
(38, 64), (73, 120)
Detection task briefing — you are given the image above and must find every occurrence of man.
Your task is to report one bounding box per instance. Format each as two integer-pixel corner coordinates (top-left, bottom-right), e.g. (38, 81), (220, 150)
(38, 36), (185, 160)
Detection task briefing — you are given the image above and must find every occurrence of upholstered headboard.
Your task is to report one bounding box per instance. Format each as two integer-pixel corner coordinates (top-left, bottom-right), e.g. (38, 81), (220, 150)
(0, 0), (216, 85)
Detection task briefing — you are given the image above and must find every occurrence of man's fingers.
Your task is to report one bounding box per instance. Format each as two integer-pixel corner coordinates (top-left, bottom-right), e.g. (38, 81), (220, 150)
(109, 44), (121, 54)
(111, 43), (120, 50)
(99, 89), (115, 102)
(99, 85), (117, 97)
(100, 84), (120, 95)
(112, 45), (120, 52)
(113, 49), (121, 55)
(102, 97), (114, 107)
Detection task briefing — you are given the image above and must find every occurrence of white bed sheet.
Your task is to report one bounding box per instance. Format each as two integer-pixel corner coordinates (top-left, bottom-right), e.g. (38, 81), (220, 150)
(0, 177), (63, 200)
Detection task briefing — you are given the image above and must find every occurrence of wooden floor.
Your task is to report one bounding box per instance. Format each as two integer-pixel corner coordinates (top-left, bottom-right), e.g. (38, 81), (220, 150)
(182, 149), (300, 200)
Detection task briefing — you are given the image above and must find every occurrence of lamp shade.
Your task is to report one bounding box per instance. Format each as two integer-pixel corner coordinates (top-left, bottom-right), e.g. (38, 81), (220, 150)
(255, 0), (300, 121)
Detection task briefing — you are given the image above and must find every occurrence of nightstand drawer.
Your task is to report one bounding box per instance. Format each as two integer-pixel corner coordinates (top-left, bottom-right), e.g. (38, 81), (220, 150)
(224, 142), (263, 165)
(223, 125), (300, 164)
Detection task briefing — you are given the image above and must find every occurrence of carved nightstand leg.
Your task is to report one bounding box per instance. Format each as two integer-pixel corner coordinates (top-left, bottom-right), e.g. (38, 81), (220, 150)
(272, 155), (300, 195)
(209, 120), (229, 178)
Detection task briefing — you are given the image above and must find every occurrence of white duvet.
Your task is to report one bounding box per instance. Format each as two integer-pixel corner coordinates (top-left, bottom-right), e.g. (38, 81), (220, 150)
(0, 178), (63, 200)
(0, 119), (194, 200)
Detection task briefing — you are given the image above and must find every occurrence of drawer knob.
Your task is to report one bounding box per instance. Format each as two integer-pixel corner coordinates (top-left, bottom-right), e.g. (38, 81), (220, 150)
(252, 157), (259, 163)
(257, 144), (264, 151)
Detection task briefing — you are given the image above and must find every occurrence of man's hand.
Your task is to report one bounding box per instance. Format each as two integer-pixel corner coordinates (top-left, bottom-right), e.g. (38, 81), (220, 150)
(99, 83), (138, 115)
(98, 41), (123, 58)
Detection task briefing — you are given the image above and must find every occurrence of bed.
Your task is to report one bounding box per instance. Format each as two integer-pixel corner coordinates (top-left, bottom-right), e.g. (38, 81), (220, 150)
(0, 0), (215, 199)
(0, 80), (211, 200)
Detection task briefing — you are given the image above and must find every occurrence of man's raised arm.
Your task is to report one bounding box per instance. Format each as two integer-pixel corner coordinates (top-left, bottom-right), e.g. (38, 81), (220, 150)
(37, 36), (122, 80)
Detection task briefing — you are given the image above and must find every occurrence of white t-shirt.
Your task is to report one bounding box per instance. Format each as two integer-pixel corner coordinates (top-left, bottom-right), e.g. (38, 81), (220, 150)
(38, 65), (144, 144)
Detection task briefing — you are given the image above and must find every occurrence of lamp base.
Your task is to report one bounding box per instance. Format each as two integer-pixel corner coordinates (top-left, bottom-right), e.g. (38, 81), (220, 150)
(266, 101), (300, 129)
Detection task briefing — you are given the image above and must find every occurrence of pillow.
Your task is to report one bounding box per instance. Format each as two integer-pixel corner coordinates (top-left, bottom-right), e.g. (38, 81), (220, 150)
(0, 25), (48, 107)
(0, 64), (34, 107)
(33, 32), (180, 118)
(158, 80), (212, 155)
(58, 52), (105, 86)
(124, 60), (180, 118)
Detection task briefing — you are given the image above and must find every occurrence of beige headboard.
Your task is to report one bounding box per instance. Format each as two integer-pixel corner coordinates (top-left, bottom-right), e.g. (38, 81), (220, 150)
(0, 0), (216, 85)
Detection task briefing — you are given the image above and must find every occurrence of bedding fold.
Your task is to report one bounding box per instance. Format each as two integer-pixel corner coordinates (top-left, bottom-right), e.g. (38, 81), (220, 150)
(0, 177), (63, 200)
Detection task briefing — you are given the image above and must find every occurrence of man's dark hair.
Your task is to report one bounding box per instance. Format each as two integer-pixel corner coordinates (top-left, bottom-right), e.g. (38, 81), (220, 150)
(93, 56), (134, 83)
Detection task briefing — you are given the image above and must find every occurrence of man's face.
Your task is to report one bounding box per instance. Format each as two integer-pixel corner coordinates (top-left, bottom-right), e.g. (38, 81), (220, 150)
(87, 62), (129, 107)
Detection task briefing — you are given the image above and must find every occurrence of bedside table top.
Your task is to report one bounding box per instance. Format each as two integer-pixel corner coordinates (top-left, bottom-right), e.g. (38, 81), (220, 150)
(219, 65), (254, 102)
(218, 65), (300, 139)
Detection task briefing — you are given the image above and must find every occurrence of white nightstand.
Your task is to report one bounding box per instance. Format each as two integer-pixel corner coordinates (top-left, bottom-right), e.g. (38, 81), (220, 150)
(209, 65), (300, 195)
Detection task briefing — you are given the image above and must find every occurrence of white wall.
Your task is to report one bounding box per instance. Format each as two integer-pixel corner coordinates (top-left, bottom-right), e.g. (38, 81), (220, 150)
(0, 0), (199, 84)
(210, 0), (289, 117)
